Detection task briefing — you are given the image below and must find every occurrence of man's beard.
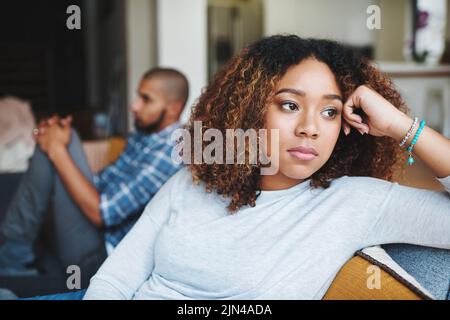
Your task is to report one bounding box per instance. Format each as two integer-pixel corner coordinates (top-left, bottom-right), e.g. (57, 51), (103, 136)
(134, 110), (166, 135)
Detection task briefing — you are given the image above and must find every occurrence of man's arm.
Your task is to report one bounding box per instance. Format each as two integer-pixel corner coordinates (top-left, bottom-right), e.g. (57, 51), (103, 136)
(35, 115), (103, 227)
(48, 144), (103, 227)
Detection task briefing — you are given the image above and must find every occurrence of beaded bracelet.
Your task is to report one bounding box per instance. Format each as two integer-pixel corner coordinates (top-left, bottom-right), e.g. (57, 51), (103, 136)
(406, 119), (426, 166)
(399, 117), (418, 147)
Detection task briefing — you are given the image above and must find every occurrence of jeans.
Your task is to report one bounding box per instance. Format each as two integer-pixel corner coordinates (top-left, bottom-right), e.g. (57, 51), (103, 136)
(0, 130), (107, 292)
(22, 289), (86, 300)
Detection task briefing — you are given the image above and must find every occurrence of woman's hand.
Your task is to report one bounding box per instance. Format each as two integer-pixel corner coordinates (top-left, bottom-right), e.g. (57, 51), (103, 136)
(341, 85), (408, 138)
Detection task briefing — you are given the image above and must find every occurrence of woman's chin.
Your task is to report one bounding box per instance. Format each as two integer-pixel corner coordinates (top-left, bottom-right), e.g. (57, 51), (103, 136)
(280, 167), (315, 181)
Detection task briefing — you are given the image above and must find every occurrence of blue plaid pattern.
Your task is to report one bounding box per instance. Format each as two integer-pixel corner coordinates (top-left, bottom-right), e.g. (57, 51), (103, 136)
(93, 122), (182, 247)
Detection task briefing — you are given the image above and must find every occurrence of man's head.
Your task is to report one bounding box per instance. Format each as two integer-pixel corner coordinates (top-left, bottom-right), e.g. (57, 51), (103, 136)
(131, 68), (189, 134)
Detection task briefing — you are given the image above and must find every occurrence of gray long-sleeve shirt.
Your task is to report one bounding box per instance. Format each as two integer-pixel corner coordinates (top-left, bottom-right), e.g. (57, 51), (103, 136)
(84, 167), (450, 300)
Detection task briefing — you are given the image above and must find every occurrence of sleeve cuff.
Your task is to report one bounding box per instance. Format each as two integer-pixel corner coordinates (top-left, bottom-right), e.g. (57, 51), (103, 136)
(435, 175), (450, 194)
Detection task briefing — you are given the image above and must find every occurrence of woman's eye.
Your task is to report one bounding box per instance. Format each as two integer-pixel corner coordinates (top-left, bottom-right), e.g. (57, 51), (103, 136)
(280, 102), (298, 112)
(322, 108), (337, 118)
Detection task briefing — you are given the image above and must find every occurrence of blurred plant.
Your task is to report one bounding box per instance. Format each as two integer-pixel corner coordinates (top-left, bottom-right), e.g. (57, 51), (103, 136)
(415, 10), (429, 29)
(406, 0), (446, 65)
(411, 9), (430, 63)
(411, 39), (429, 63)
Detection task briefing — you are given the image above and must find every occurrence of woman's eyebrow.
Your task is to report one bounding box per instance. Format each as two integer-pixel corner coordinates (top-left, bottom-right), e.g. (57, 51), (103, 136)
(275, 88), (305, 97)
(323, 94), (342, 102)
(275, 88), (342, 102)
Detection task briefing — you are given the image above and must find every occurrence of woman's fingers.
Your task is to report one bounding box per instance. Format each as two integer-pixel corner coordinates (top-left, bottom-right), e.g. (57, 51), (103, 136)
(342, 121), (351, 136)
(343, 102), (366, 123)
(349, 113), (363, 124)
(342, 119), (361, 136)
(349, 119), (369, 134)
(343, 102), (370, 135)
(343, 90), (373, 135)
(343, 116), (369, 135)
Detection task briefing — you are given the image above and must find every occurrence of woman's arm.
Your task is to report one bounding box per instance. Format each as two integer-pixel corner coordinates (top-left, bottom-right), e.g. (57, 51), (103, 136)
(83, 170), (178, 300)
(342, 85), (450, 179)
(388, 113), (450, 179)
(340, 86), (450, 249)
(360, 177), (450, 250)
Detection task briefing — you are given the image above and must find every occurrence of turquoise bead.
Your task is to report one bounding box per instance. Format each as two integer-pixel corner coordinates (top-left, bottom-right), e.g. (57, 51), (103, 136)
(404, 119), (425, 167)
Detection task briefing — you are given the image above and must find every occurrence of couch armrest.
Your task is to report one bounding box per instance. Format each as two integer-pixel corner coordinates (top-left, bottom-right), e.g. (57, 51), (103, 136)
(323, 256), (424, 300)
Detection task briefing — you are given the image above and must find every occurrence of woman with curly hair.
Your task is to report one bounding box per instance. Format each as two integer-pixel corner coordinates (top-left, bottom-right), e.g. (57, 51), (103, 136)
(80, 35), (450, 300)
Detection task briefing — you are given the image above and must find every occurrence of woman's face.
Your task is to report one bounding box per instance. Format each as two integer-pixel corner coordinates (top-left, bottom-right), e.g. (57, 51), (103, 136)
(262, 58), (343, 190)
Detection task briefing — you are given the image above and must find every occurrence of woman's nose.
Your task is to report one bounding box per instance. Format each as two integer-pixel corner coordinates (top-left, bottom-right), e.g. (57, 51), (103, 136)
(295, 114), (319, 138)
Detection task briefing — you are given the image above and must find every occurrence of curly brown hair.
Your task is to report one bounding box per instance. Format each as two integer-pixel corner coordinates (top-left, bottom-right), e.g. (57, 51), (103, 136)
(185, 35), (409, 212)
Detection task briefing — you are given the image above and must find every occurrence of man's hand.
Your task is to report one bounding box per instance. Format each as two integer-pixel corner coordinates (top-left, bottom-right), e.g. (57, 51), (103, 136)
(34, 115), (73, 158)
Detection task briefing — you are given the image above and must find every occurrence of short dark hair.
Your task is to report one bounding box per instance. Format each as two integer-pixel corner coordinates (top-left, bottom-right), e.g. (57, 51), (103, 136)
(142, 67), (189, 108)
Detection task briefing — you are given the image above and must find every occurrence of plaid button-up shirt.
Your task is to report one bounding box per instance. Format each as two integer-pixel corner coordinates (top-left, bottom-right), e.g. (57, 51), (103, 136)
(93, 122), (182, 247)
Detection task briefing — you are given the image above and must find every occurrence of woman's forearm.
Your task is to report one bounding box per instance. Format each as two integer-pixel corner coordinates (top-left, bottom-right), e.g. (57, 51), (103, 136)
(388, 113), (450, 179)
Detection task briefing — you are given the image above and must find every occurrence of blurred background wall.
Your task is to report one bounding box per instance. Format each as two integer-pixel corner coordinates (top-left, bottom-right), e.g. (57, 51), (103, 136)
(1, 0), (449, 139)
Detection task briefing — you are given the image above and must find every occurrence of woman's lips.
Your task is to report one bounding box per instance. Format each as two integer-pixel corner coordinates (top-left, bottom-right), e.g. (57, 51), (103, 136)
(287, 146), (319, 161)
(287, 150), (318, 161)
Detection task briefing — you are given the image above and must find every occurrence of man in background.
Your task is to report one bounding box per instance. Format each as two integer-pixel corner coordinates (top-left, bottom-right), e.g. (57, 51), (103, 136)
(0, 68), (188, 294)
